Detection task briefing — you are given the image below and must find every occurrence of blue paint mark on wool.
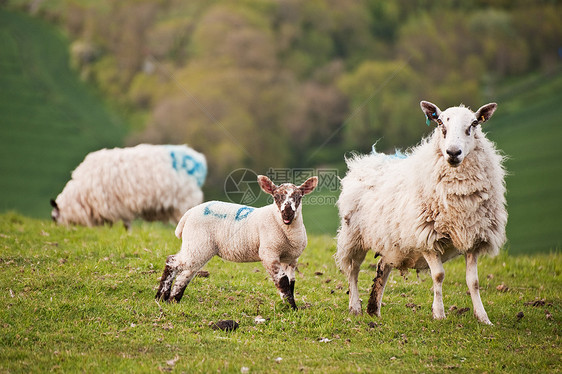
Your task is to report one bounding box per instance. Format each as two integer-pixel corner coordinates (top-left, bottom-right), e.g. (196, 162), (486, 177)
(371, 143), (408, 160)
(167, 146), (207, 187)
(388, 150), (407, 159)
(203, 202), (254, 221)
(235, 206), (254, 221)
(203, 202), (227, 219)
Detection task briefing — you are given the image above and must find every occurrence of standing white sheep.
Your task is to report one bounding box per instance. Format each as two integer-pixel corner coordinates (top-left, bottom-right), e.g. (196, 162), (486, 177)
(51, 144), (206, 229)
(335, 101), (507, 325)
(155, 175), (318, 310)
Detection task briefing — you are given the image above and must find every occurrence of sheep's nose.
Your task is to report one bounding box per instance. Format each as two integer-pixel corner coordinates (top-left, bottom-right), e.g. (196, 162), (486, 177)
(446, 148), (462, 158)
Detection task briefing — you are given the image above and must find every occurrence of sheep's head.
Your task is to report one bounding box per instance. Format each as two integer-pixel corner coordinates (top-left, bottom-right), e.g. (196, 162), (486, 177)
(258, 175), (318, 225)
(50, 199), (60, 223)
(420, 100), (497, 167)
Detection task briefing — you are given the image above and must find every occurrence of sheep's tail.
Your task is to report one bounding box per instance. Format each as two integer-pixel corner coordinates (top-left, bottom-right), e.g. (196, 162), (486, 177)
(175, 212), (189, 239)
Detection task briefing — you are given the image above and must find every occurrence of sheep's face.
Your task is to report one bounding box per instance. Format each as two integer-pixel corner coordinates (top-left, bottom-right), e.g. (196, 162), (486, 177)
(50, 199), (60, 223)
(258, 175), (318, 225)
(420, 101), (497, 167)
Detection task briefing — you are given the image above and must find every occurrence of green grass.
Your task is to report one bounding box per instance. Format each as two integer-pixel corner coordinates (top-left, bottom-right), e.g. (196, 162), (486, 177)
(0, 9), (126, 217)
(1, 213), (560, 373)
(486, 71), (562, 255)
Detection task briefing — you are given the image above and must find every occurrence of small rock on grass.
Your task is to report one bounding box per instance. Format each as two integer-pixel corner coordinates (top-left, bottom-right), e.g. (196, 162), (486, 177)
(516, 311), (524, 321)
(211, 320), (239, 332)
(196, 270), (210, 277)
(524, 298), (546, 307)
(456, 307), (470, 315)
(496, 283), (509, 292)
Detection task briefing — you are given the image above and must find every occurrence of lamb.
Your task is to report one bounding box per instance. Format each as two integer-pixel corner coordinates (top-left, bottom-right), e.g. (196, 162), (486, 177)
(155, 175), (318, 310)
(51, 144), (206, 229)
(335, 101), (507, 325)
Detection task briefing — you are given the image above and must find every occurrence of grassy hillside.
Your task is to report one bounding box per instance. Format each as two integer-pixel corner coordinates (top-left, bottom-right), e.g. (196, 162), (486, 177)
(303, 72), (562, 255)
(0, 9), (126, 217)
(0, 8), (559, 254)
(0, 213), (560, 372)
(486, 72), (562, 255)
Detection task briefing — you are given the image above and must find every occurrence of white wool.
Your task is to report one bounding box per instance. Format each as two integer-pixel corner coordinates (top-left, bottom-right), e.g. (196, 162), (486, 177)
(335, 101), (507, 323)
(53, 144), (206, 227)
(336, 122), (507, 273)
(175, 201), (307, 264)
(156, 176), (318, 309)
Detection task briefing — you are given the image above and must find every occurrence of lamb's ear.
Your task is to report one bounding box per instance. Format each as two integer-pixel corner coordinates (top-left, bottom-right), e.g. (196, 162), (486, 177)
(257, 175), (277, 195)
(420, 101), (442, 125)
(50, 199), (58, 209)
(475, 103), (497, 124)
(299, 176), (318, 195)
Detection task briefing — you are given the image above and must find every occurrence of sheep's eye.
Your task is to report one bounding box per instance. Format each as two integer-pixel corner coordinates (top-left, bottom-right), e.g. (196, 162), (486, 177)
(274, 194), (282, 202)
(472, 120), (478, 126)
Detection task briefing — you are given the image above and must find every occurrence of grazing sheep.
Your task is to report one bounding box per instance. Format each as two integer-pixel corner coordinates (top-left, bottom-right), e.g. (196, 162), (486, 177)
(155, 175), (318, 310)
(51, 144), (206, 229)
(335, 101), (507, 325)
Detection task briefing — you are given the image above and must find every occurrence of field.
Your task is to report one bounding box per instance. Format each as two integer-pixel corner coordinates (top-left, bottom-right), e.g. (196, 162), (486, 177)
(0, 9), (126, 217)
(0, 213), (560, 373)
(0, 9), (561, 254)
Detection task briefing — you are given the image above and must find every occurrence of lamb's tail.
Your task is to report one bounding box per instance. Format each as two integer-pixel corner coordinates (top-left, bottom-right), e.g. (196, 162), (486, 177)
(175, 212), (189, 239)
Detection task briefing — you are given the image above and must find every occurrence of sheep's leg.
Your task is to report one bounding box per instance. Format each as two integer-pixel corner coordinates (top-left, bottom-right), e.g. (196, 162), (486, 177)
(263, 259), (297, 310)
(466, 252), (492, 325)
(168, 249), (215, 303)
(423, 251), (446, 320)
(156, 255), (178, 301)
(347, 250), (367, 315)
(366, 259), (392, 317)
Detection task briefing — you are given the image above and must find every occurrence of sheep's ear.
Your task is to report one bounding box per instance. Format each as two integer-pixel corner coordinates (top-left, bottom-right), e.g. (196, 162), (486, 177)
(299, 176), (318, 195)
(50, 199), (58, 209)
(257, 175), (277, 195)
(420, 101), (442, 125)
(475, 103), (497, 124)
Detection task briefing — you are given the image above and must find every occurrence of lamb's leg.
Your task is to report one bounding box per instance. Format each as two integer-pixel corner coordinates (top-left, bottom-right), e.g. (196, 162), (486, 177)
(466, 252), (492, 325)
(263, 258), (297, 310)
(423, 251), (446, 320)
(168, 249), (215, 303)
(282, 261), (298, 302)
(366, 259), (392, 317)
(156, 255), (178, 301)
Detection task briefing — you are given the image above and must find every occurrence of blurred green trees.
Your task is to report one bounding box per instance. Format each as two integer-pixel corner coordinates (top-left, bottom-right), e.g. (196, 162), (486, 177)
(7, 0), (561, 181)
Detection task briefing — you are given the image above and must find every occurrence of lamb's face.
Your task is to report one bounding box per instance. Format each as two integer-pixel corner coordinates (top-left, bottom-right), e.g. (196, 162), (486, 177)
(420, 101), (498, 167)
(273, 185), (302, 225)
(257, 175), (318, 225)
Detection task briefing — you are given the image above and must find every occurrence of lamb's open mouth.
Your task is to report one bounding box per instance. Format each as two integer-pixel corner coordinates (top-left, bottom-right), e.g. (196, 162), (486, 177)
(282, 212), (294, 225)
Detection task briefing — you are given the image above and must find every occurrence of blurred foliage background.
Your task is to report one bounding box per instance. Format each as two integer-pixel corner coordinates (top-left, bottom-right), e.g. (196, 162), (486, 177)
(1, 0), (561, 253)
